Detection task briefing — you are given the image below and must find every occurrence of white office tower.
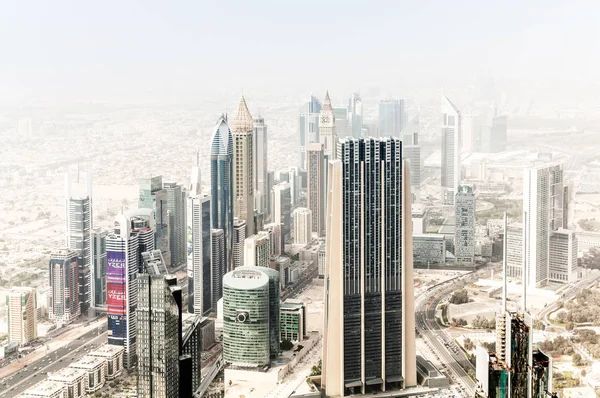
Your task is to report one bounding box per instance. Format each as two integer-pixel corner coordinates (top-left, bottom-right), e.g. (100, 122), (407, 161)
(293, 208), (312, 245)
(231, 95), (255, 237)
(212, 229), (225, 310)
(319, 91), (337, 159)
(440, 94), (462, 205)
(271, 182), (292, 240)
(506, 224), (524, 278)
(190, 194), (212, 316)
(334, 106), (350, 138)
(263, 223), (283, 256)
(307, 143), (325, 237)
(64, 170), (93, 315)
(454, 185), (476, 265)
(298, 95), (322, 169)
(244, 231), (271, 267)
(462, 113), (475, 152)
(403, 115), (421, 203)
(523, 163), (564, 288)
(549, 228), (579, 283)
(253, 114), (269, 219)
(107, 213), (155, 368)
(233, 218), (247, 269)
(323, 138), (416, 396)
(7, 287), (37, 345)
(348, 93), (363, 138)
(189, 151), (202, 197)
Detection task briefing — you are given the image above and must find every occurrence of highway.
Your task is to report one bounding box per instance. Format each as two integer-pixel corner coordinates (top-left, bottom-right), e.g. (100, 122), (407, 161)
(0, 324), (108, 398)
(415, 271), (482, 396)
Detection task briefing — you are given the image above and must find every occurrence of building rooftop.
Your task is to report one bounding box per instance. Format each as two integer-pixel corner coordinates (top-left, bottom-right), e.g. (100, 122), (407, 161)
(21, 380), (65, 396)
(49, 367), (86, 382)
(69, 355), (105, 369)
(223, 268), (269, 290)
(89, 344), (124, 357)
(280, 301), (304, 310)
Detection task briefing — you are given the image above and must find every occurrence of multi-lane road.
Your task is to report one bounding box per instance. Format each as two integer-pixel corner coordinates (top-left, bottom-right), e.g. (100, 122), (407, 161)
(415, 272), (480, 396)
(0, 323), (108, 398)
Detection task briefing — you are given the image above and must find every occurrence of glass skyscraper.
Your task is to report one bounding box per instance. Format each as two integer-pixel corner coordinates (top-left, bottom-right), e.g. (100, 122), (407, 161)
(211, 116), (234, 273)
(323, 137), (416, 396)
(378, 99), (405, 138)
(298, 95), (322, 169)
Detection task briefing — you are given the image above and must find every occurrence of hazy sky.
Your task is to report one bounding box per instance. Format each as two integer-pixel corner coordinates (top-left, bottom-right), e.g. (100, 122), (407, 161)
(1, 1), (598, 103)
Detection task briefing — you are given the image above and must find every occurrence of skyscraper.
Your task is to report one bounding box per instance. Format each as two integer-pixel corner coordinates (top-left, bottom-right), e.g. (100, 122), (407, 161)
(253, 113), (268, 219)
(523, 163), (563, 288)
(211, 229), (225, 307)
(222, 268), (270, 367)
(189, 151), (202, 197)
(403, 115), (421, 203)
(263, 223), (283, 256)
(319, 91), (337, 159)
(298, 95), (322, 169)
(137, 250), (182, 398)
(107, 214), (155, 368)
(164, 182), (187, 268)
(441, 94), (462, 205)
(348, 93), (363, 138)
(49, 249), (80, 324)
(455, 185), (476, 265)
(211, 116), (235, 273)
(293, 207), (312, 245)
(190, 194), (212, 316)
(7, 287), (37, 345)
(243, 231), (271, 267)
(232, 218), (247, 269)
(139, 176), (171, 267)
(307, 143), (325, 237)
(91, 228), (107, 307)
(64, 171), (92, 315)
(271, 182), (292, 241)
(333, 106), (350, 138)
(549, 228), (579, 283)
(323, 137), (416, 396)
(231, 96), (255, 237)
(378, 99), (405, 138)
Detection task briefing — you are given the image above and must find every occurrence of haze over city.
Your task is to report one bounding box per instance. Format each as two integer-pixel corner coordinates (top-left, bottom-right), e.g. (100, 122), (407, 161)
(1, 1), (600, 398)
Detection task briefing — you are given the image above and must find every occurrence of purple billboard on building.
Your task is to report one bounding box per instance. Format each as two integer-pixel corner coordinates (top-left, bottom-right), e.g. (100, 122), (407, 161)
(107, 250), (127, 340)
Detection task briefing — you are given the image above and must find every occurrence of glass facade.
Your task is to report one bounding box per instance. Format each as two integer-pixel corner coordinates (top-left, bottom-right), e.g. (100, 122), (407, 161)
(211, 118), (234, 273)
(222, 269), (270, 367)
(337, 137), (403, 386)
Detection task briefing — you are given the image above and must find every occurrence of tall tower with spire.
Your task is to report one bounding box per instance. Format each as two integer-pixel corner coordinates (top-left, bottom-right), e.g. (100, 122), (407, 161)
(211, 116), (234, 273)
(231, 96), (255, 237)
(319, 91), (337, 159)
(253, 111), (268, 220)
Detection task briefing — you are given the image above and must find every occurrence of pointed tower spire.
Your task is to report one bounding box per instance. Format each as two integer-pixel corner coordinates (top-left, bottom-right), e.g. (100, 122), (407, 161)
(322, 90), (333, 111)
(231, 95), (253, 132)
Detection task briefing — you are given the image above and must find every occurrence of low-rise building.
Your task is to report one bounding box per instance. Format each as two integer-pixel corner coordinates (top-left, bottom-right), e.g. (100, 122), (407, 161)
(413, 234), (446, 265)
(280, 300), (306, 343)
(69, 355), (106, 393)
(19, 380), (65, 398)
(88, 344), (124, 380)
(48, 367), (87, 398)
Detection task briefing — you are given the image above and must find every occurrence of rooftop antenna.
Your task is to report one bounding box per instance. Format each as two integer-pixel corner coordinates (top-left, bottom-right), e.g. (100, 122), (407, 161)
(503, 212), (508, 312)
(522, 210), (528, 312)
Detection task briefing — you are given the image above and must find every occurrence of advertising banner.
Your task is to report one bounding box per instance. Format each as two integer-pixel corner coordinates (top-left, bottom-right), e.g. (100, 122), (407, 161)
(106, 251), (127, 284)
(107, 283), (126, 315)
(108, 314), (127, 341)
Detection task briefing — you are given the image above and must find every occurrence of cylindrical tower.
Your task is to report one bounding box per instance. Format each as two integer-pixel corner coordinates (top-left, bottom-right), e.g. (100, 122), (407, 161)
(222, 268), (270, 367)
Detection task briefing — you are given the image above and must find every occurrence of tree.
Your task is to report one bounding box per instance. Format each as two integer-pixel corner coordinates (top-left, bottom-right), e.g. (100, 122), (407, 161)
(582, 247), (600, 270)
(579, 218), (597, 232)
(450, 289), (469, 305)
(280, 339), (294, 351)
